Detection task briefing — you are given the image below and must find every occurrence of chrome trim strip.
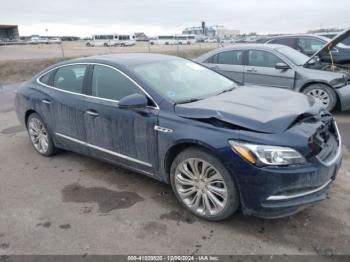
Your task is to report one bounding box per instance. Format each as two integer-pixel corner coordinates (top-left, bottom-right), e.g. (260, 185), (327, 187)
(316, 121), (342, 167)
(267, 179), (332, 201)
(36, 62), (159, 110)
(55, 132), (152, 167)
(154, 125), (173, 133)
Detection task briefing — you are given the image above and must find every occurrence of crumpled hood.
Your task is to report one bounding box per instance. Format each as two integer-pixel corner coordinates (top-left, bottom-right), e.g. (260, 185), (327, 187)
(175, 86), (323, 134)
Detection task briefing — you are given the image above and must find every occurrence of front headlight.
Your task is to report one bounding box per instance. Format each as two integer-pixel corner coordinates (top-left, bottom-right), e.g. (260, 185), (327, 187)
(329, 77), (347, 88)
(229, 140), (306, 166)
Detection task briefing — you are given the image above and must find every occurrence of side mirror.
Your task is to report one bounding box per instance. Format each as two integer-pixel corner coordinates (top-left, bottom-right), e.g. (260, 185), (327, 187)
(275, 62), (290, 70)
(118, 93), (148, 109)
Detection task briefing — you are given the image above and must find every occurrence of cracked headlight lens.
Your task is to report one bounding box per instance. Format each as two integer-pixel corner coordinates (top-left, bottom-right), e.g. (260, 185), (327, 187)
(229, 140), (306, 166)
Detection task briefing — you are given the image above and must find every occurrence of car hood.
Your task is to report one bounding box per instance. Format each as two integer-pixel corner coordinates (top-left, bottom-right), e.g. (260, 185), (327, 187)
(175, 86), (323, 134)
(306, 28), (350, 64)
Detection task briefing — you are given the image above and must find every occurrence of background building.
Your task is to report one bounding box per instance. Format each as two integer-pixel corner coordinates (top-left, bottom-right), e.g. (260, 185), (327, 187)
(183, 22), (240, 39)
(0, 24), (19, 40)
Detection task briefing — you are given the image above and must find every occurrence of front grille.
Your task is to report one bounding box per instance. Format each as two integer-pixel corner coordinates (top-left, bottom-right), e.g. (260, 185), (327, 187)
(308, 111), (340, 163)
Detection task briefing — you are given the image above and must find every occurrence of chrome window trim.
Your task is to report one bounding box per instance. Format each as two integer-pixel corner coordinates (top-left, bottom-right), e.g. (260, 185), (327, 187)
(55, 132), (152, 167)
(267, 179), (332, 201)
(36, 62), (160, 109)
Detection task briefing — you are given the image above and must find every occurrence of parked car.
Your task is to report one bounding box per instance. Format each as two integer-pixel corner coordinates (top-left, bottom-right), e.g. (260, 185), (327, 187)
(265, 29), (350, 66)
(317, 32), (350, 46)
(16, 53), (341, 220)
(48, 38), (62, 44)
(204, 38), (218, 43)
(220, 39), (234, 44)
(196, 43), (350, 111)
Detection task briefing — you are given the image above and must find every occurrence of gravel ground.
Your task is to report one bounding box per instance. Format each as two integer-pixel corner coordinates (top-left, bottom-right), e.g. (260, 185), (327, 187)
(0, 82), (349, 256)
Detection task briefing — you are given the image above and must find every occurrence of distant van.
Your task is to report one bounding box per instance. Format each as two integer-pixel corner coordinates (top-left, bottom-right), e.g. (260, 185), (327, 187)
(150, 34), (196, 45)
(175, 34), (196, 44)
(86, 34), (136, 47)
(113, 34), (136, 46)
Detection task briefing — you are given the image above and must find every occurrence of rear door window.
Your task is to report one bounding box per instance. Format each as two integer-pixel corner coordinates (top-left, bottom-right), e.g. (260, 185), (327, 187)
(206, 50), (243, 65)
(53, 64), (88, 93)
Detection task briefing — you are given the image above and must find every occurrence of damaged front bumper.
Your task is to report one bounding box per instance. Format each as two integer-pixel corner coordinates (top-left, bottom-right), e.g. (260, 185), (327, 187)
(225, 118), (342, 218)
(228, 153), (342, 218)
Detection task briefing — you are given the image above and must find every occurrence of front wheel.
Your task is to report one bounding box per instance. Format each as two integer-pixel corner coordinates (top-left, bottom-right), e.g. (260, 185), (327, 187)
(302, 84), (337, 111)
(27, 113), (57, 157)
(170, 147), (239, 221)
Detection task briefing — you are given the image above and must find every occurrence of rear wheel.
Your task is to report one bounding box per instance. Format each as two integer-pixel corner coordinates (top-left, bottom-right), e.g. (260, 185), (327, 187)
(302, 84), (337, 111)
(27, 113), (57, 157)
(170, 147), (239, 221)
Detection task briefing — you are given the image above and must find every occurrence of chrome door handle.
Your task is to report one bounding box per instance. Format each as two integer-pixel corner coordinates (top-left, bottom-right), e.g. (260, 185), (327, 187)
(86, 110), (99, 117)
(246, 68), (257, 72)
(42, 99), (51, 104)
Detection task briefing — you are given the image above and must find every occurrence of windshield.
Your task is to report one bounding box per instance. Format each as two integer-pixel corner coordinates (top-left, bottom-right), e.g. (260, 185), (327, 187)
(317, 35), (348, 48)
(275, 46), (310, 65)
(131, 59), (236, 103)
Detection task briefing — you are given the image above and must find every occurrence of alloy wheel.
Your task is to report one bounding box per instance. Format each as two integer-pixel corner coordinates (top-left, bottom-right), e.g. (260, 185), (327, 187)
(28, 117), (49, 154)
(307, 88), (330, 108)
(174, 158), (228, 216)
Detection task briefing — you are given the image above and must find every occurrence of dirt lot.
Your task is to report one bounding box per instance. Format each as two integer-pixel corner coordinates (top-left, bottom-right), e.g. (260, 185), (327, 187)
(0, 80), (350, 257)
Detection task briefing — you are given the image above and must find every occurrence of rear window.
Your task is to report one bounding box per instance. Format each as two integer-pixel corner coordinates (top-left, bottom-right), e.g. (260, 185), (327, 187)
(39, 72), (52, 85)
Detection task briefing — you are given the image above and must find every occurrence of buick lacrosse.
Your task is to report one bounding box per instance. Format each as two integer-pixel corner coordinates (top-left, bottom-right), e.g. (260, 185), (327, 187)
(16, 54), (342, 220)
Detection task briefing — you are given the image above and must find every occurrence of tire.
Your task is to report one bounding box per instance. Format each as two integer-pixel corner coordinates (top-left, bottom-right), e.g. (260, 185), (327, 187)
(86, 43), (91, 47)
(121, 43), (125, 47)
(104, 43), (109, 47)
(302, 84), (337, 111)
(170, 147), (240, 221)
(27, 113), (57, 157)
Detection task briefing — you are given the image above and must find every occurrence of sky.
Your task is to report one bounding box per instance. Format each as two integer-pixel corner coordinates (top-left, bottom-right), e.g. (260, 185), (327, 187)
(2, 0), (350, 37)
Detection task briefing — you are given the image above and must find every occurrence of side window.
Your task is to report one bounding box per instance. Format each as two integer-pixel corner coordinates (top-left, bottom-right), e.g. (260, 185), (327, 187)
(92, 65), (143, 101)
(216, 50), (243, 65)
(297, 38), (324, 52)
(204, 56), (213, 63)
(248, 50), (283, 68)
(272, 37), (296, 48)
(39, 71), (52, 85)
(205, 51), (243, 65)
(53, 64), (87, 93)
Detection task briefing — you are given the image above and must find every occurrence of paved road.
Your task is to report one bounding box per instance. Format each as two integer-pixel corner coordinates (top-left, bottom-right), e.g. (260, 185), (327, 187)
(0, 83), (350, 255)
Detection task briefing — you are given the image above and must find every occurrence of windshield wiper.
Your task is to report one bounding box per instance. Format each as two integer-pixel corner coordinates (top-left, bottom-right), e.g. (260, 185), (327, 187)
(176, 98), (202, 104)
(216, 87), (235, 96)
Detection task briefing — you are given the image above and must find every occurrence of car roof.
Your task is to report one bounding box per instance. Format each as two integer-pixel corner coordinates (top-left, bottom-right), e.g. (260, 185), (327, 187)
(204, 43), (287, 52)
(68, 53), (180, 67)
(269, 34), (326, 39)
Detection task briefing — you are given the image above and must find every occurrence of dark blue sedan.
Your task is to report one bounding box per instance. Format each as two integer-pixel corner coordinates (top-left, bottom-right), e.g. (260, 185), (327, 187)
(15, 54), (342, 220)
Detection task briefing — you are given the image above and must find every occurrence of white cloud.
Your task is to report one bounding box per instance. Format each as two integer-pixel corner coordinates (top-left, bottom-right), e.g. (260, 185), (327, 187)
(2, 0), (350, 36)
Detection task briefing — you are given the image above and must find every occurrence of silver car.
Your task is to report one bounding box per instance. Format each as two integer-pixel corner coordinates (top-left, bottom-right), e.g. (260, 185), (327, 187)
(196, 44), (350, 111)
